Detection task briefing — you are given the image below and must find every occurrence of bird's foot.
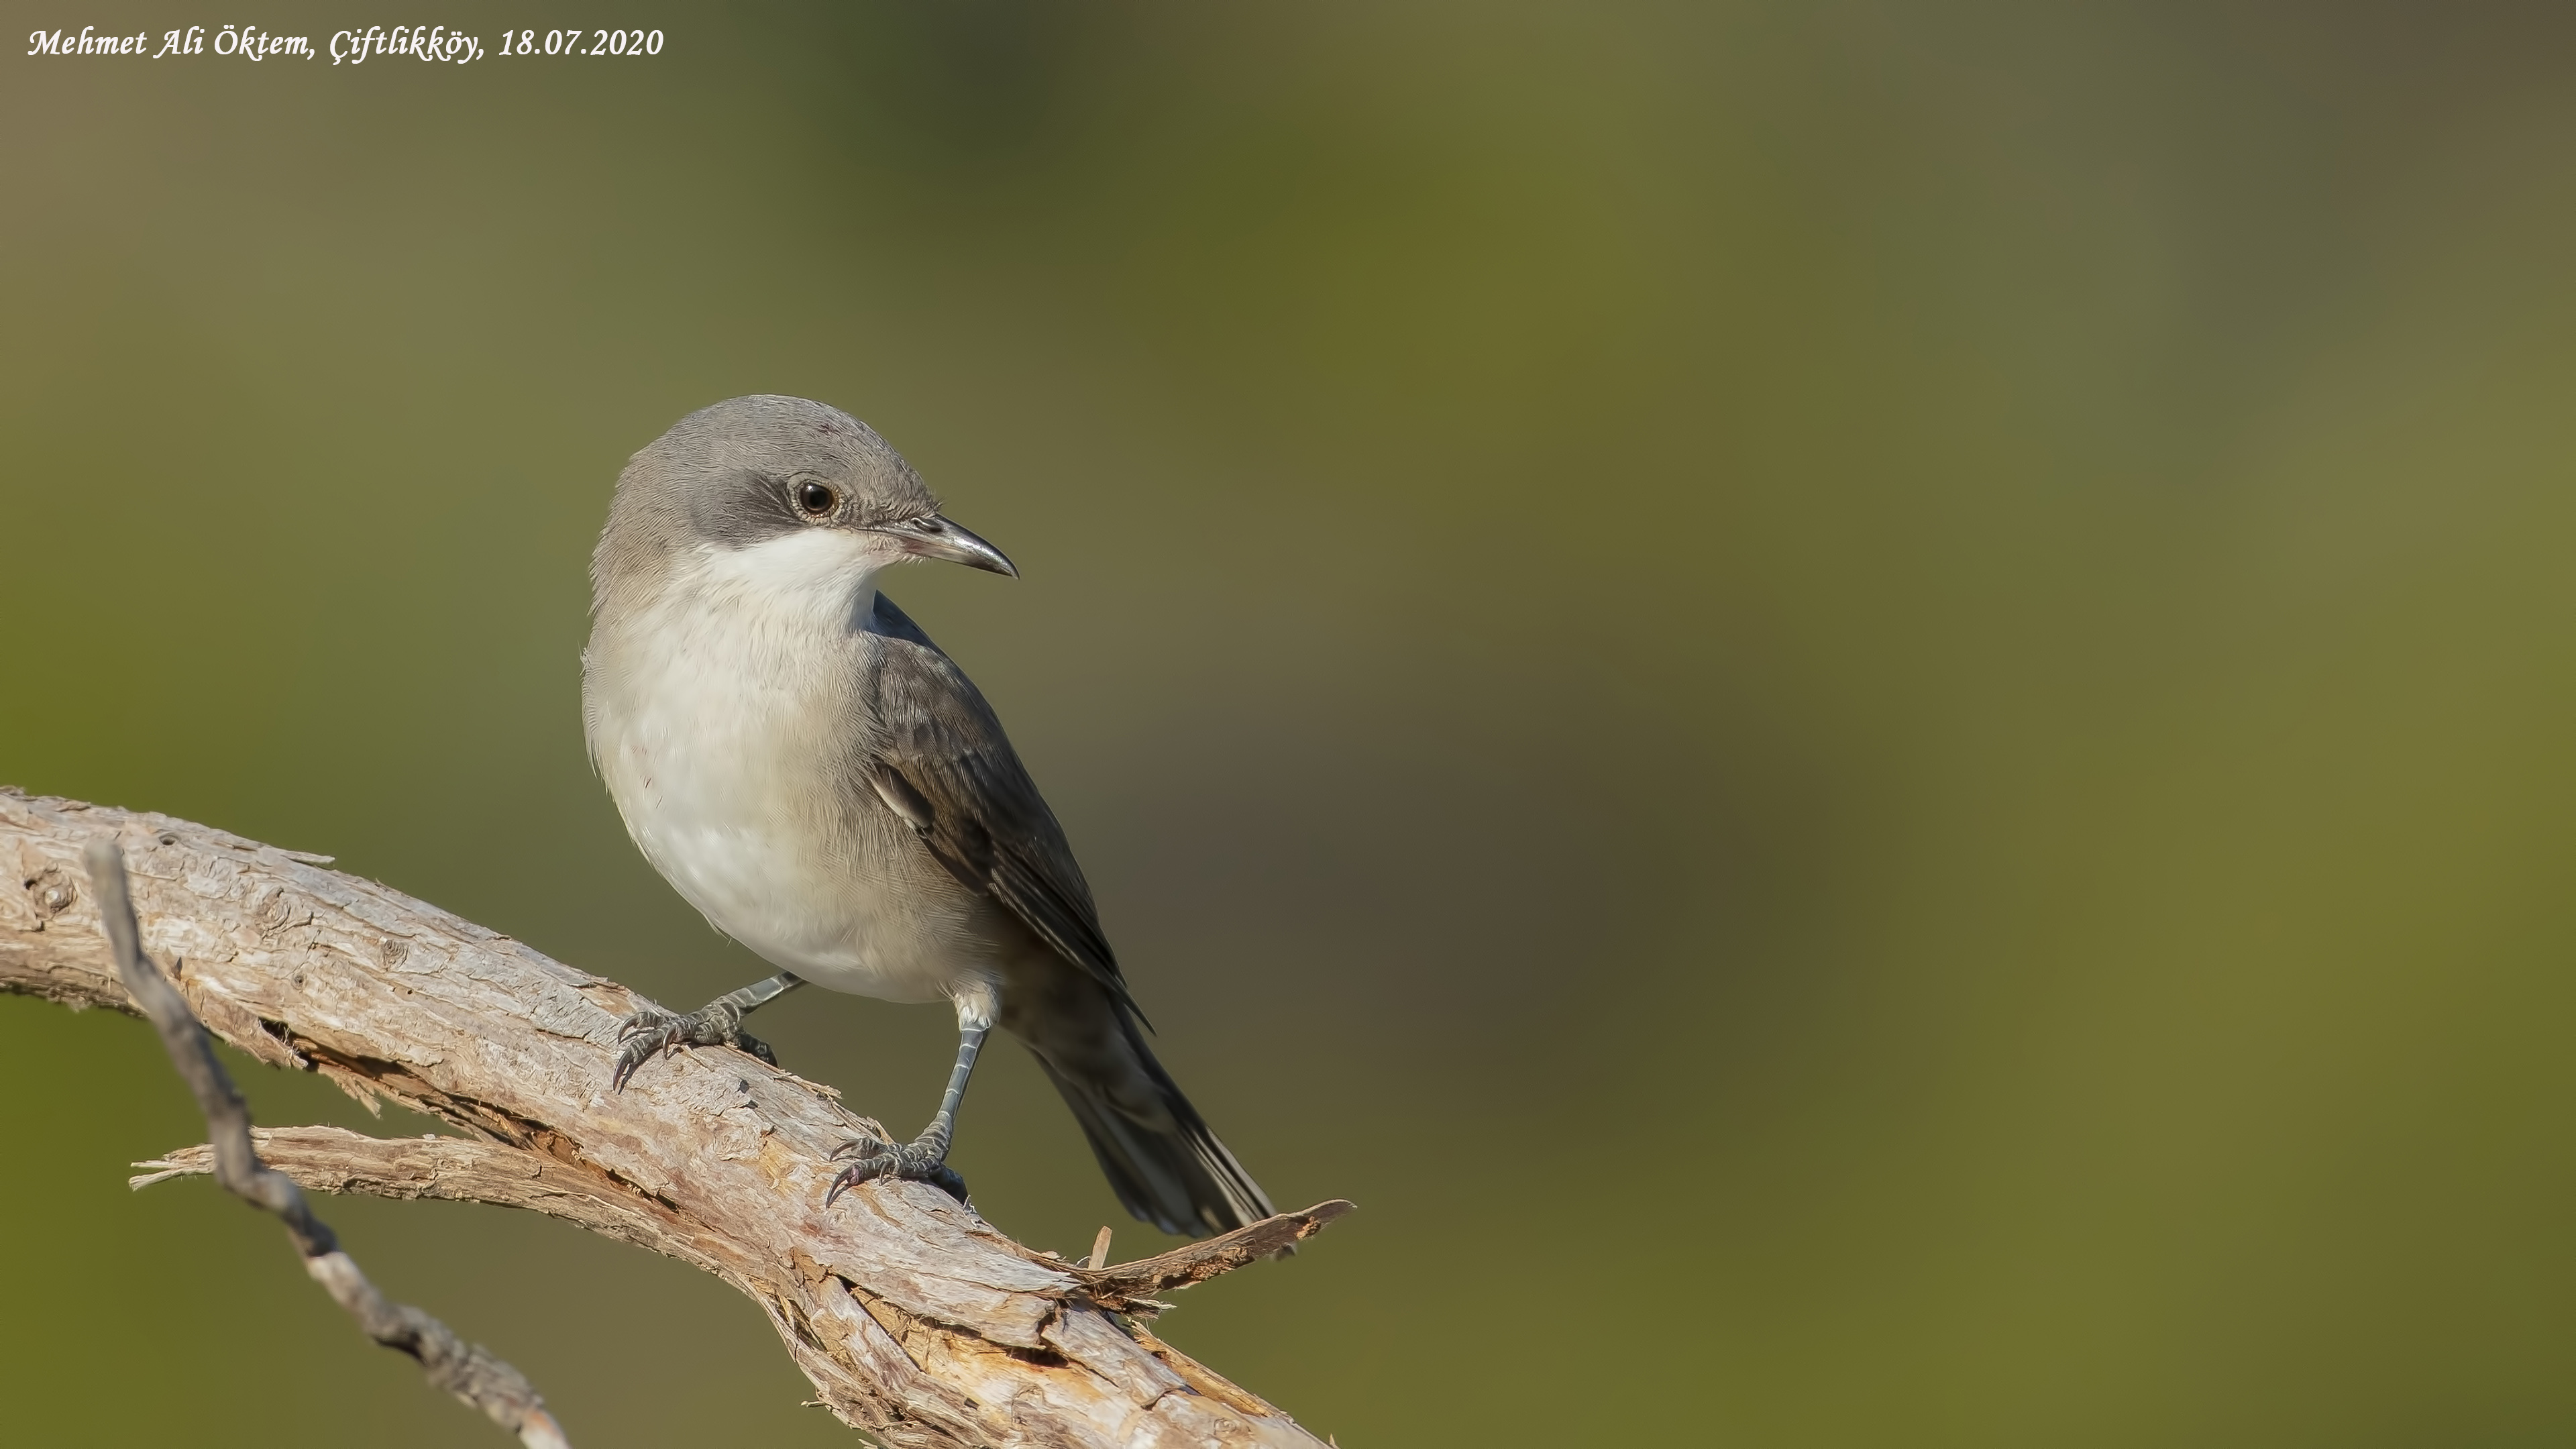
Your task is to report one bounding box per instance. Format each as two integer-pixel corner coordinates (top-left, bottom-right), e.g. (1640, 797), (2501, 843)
(610, 1000), (777, 1091)
(826, 1132), (969, 1207)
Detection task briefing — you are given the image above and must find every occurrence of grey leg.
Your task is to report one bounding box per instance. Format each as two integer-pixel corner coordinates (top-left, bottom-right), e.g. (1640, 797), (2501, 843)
(827, 997), (991, 1207)
(611, 971), (804, 1091)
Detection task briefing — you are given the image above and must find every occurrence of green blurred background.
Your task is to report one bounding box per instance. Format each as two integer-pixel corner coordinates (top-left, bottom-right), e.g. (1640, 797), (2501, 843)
(7, 1), (2576, 1443)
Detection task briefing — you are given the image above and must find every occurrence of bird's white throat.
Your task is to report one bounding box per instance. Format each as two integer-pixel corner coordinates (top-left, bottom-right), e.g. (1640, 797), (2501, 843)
(683, 527), (906, 637)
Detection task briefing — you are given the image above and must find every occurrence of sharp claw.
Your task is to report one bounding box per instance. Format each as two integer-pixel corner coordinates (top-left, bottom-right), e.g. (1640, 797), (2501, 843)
(824, 1157), (890, 1208)
(608, 1013), (685, 1093)
(820, 1139), (969, 1208)
(610, 990), (778, 1088)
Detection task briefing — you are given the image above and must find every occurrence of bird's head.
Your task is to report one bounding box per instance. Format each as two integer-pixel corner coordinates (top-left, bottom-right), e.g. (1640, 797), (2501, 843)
(593, 395), (1014, 621)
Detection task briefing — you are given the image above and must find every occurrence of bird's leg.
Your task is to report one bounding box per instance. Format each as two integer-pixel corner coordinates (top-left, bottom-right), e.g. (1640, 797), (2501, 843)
(611, 971), (804, 1091)
(827, 992), (992, 1207)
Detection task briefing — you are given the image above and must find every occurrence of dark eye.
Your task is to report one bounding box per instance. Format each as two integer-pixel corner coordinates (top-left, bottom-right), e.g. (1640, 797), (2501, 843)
(793, 481), (837, 517)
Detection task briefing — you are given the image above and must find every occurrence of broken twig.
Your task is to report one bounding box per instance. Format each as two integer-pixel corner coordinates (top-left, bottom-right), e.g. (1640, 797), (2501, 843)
(82, 839), (568, 1448)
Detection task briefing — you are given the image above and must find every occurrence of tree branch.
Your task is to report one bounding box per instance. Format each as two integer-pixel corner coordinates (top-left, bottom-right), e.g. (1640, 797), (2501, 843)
(84, 840), (569, 1447)
(4, 790), (1345, 1448)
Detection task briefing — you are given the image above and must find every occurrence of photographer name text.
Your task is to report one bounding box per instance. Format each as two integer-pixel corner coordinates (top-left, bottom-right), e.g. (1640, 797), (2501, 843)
(27, 24), (669, 64)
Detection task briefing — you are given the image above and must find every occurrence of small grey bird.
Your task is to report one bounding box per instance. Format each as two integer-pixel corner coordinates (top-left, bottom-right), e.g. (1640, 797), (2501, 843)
(583, 395), (1275, 1235)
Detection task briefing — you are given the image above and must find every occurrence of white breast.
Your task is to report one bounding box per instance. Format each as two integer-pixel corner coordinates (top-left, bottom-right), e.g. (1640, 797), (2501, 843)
(583, 532), (988, 1004)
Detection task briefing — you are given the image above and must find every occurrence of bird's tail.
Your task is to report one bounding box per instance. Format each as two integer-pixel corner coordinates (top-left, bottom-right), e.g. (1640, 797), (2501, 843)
(1022, 1011), (1275, 1239)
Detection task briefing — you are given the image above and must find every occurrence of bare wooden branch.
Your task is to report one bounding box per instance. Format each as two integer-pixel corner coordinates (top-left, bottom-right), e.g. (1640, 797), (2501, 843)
(84, 840), (570, 1448)
(5, 791), (1342, 1448)
(1070, 1202), (1354, 1311)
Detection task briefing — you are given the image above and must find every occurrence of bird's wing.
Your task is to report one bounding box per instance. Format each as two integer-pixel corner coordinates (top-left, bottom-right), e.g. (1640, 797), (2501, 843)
(865, 594), (1142, 1020)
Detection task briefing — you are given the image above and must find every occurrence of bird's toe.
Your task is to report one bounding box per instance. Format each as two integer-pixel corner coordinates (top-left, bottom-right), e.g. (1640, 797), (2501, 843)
(608, 1020), (680, 1091)
(824, 1137), (969, 1207)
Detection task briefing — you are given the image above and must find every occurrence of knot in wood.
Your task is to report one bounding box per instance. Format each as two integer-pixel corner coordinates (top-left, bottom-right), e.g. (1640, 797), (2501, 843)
(23, 865), (74, 922)
(377, 937), (409, 969)
(249, 885), (294, 932)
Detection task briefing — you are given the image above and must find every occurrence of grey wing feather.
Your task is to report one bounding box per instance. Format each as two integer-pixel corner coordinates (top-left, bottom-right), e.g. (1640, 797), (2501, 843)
(866, 594), (1146, 1022)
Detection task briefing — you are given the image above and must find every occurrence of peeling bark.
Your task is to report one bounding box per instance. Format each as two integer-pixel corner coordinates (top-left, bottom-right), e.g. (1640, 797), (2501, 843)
(3, 789), (1344, 1448)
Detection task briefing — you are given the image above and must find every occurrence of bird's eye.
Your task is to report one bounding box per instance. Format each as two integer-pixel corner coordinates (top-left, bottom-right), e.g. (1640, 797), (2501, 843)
(794, 481), (837, 517)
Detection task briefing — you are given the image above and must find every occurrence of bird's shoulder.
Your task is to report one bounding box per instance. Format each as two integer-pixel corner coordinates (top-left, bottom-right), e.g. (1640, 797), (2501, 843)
(859, 593), (1020, 771)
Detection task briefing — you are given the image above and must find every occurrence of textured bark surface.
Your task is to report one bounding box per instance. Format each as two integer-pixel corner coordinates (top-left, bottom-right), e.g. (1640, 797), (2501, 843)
(2, 790), (1343, 1448)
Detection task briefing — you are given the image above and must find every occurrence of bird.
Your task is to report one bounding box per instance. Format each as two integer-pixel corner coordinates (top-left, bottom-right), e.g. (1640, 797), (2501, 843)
(580, 394), (1275, 1238)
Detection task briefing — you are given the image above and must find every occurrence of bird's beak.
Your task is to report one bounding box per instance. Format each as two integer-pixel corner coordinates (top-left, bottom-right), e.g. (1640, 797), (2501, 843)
(885, 514), (1017, 577)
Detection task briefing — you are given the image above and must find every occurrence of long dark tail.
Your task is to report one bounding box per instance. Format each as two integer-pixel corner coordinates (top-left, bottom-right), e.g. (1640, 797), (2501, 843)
(1018, 1008), (1274, 1238)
